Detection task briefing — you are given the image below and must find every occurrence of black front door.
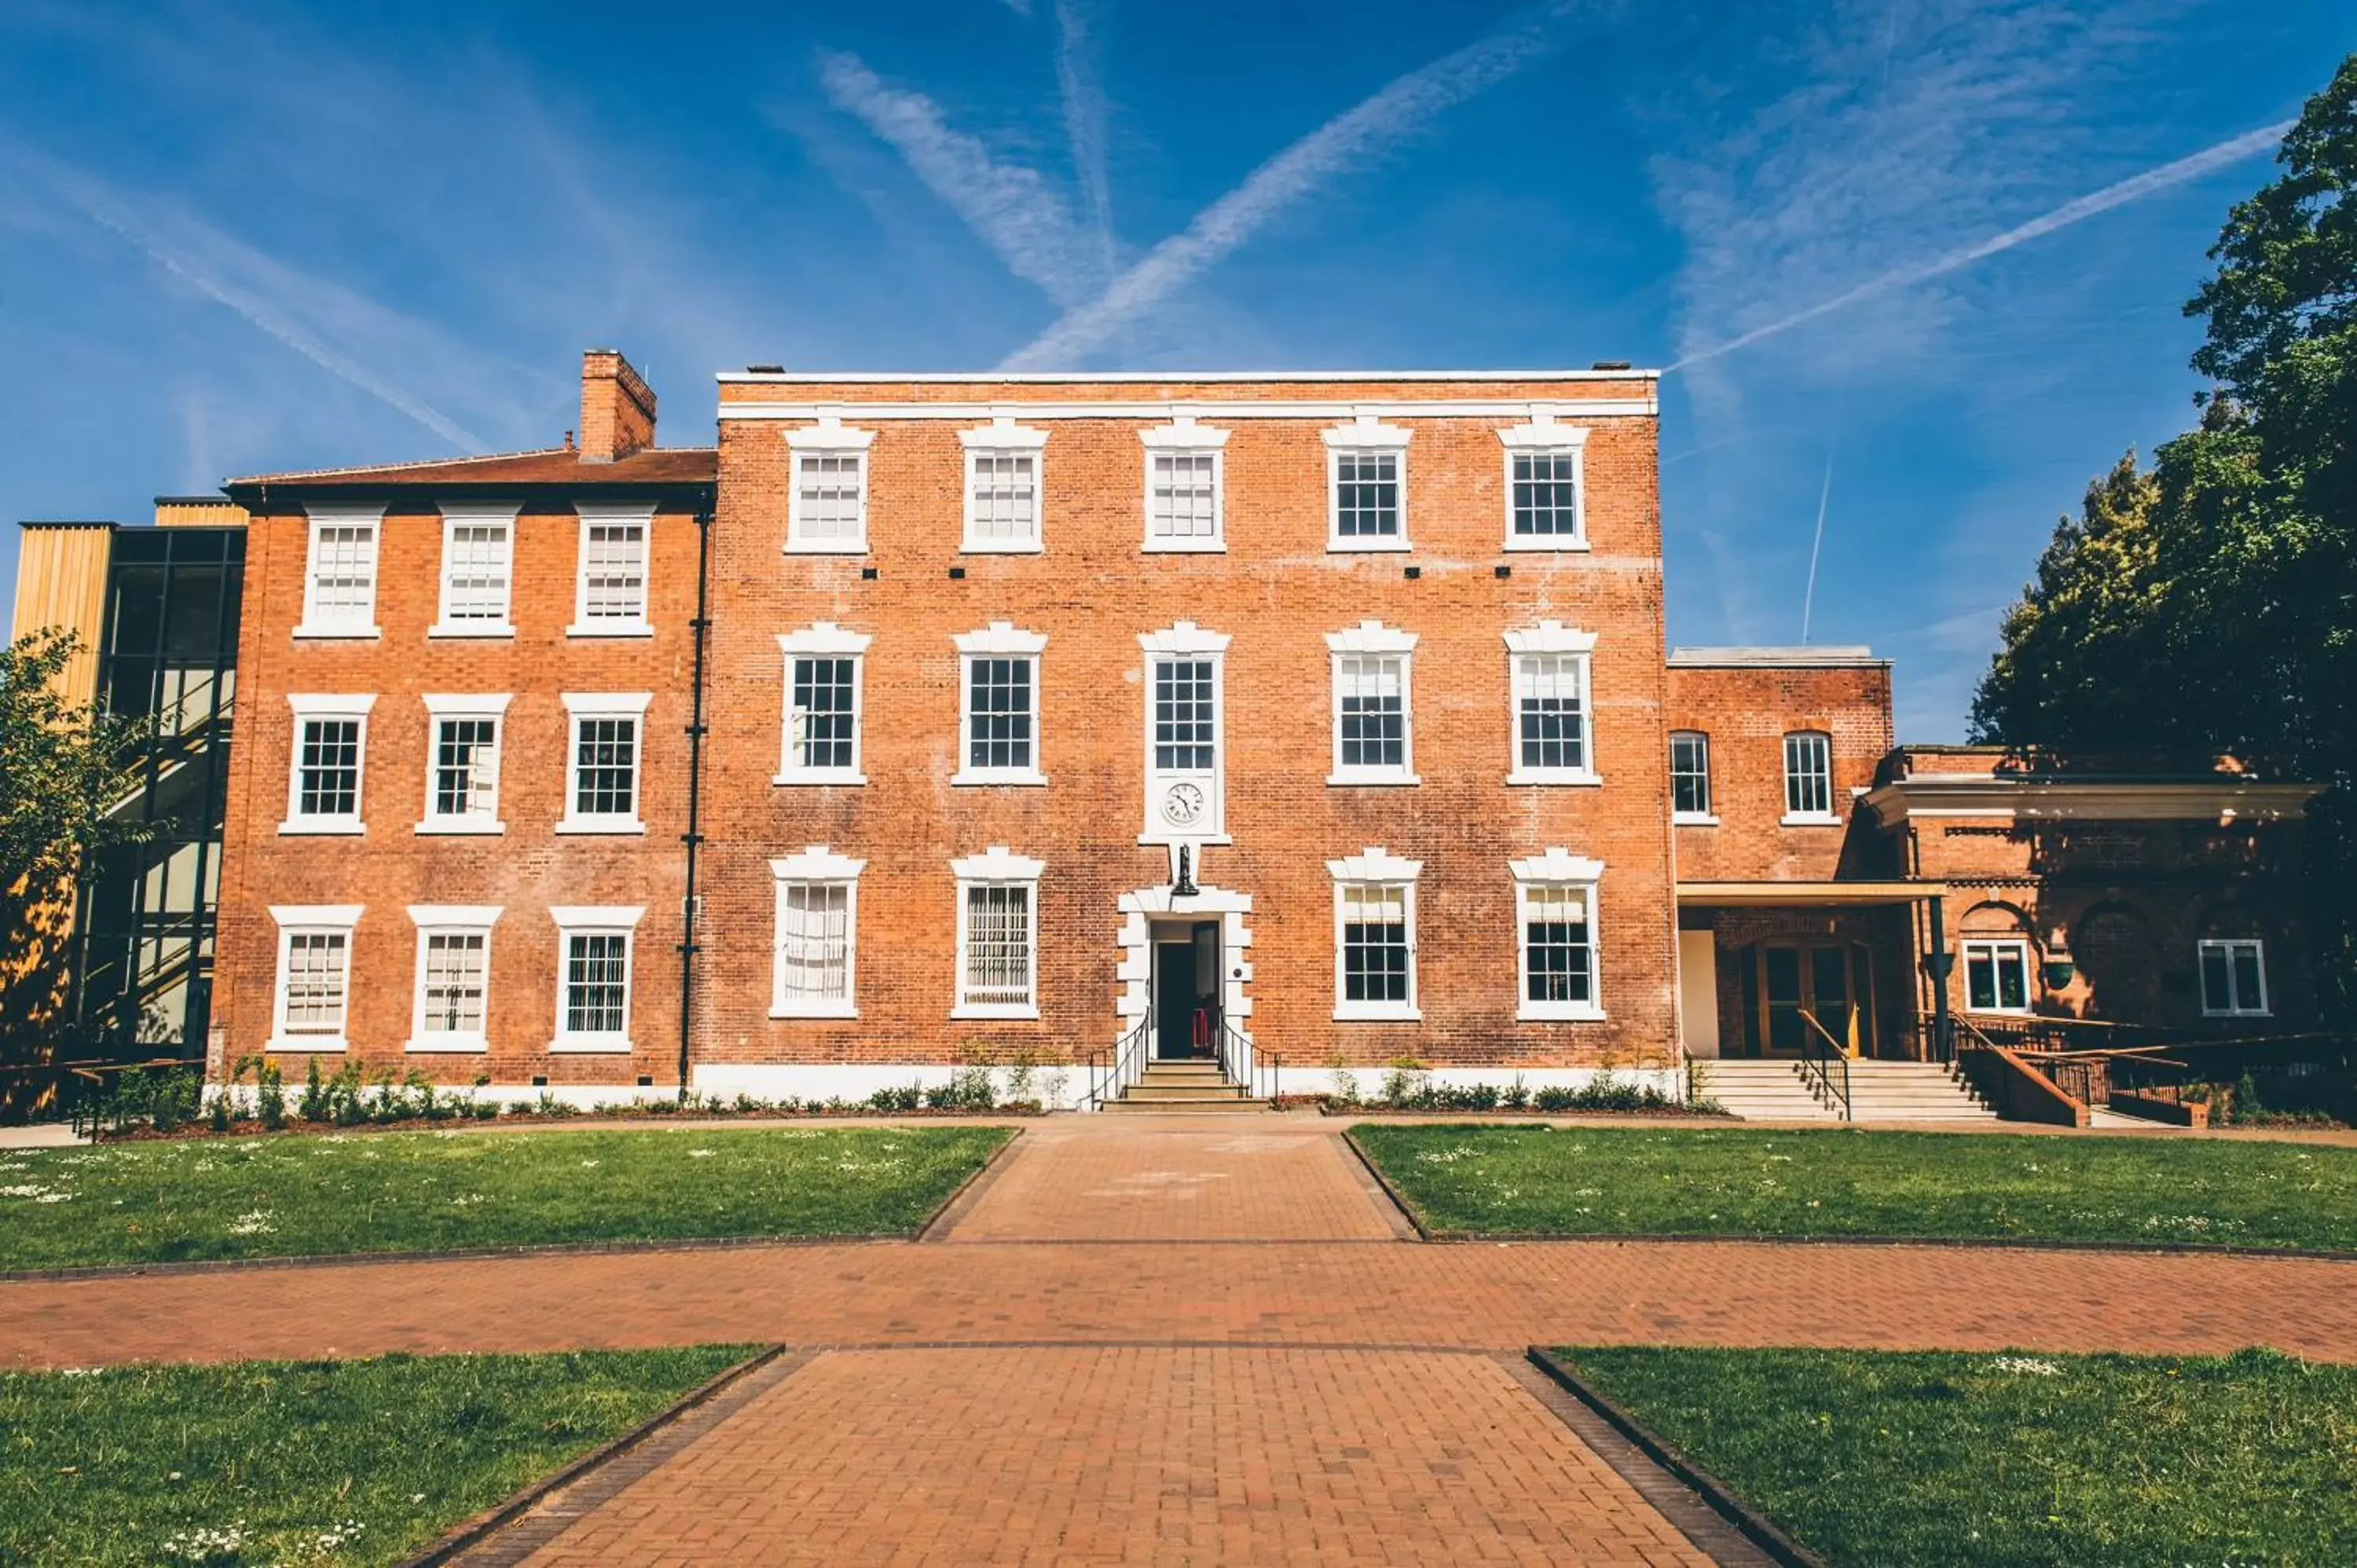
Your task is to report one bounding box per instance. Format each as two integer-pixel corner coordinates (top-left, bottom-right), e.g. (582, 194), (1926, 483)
(1152, 921), (1221, 1059)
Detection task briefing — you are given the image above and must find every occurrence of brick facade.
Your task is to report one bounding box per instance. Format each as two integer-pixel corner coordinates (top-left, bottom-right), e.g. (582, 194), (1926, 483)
(211, 381), (714, 1091)
(1869, 748), (2319, 1037)
(192, 351), (2323, 1101)
(696, 374), (1679, 1091)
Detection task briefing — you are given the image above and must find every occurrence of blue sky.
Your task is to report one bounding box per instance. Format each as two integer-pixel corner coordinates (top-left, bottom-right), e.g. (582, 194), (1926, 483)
(2, 0), (2349, 737)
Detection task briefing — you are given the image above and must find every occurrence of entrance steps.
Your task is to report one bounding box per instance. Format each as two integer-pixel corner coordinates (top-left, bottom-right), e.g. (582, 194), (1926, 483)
(1103, 1060), (1267, 1114)
(1696, 1059), (1997, 1123)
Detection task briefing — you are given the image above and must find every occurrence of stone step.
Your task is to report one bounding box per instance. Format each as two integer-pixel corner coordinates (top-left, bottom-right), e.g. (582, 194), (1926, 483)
(1101, 1096), (1270, 1113)
(1121, 1083), (1251, 1101)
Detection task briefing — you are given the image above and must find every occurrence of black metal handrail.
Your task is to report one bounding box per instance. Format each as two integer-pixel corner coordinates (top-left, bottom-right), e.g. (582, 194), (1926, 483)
(1794, 1007), (1853, 1121)
(1215, 1020), (1281, 1104)
(1083, 1017), (1149, 1111)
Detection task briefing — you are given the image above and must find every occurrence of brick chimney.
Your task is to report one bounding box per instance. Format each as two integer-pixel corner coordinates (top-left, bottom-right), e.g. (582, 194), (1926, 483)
(577, 349), (657, 463)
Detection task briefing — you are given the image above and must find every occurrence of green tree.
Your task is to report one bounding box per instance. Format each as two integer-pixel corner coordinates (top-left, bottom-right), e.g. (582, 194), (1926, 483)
(0, 631), (157, 1077)
(1969, 452), (2168, 749)
(1973, 52), (2357, 1020)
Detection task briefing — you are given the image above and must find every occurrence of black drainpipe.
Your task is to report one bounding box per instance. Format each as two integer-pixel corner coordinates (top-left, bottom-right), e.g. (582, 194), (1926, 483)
(676, 504), (713, 1100)
(1927, 893), (1952, 1062)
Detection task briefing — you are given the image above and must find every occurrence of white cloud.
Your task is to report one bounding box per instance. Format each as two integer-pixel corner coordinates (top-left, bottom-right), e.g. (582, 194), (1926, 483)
(1002, 1), (1584, 369)
(1053, 0), (1116, 269)
(816, 48), (1109, 309)
(1671, 119), (2290, 375)
(13, 149), (537, 455)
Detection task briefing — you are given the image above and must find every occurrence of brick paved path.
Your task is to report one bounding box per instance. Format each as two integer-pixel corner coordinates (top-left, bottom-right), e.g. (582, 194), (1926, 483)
(10, 1118), (2355, 1564)
(500, 1346), (1717, 1566)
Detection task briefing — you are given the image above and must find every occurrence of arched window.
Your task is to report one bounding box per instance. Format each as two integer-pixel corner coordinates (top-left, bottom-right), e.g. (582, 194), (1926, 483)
(1958, 902), (2034, 1015)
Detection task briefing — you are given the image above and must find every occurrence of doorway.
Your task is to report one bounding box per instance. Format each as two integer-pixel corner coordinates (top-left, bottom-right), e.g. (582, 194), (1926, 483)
(1151, 920), (1221, 1060)
(1750, 940), (1875, 1057)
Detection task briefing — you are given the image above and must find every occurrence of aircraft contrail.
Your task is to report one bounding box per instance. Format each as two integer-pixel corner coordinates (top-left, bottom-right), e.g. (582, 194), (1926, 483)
(1003, 1), (1580, 369)
(1669, 120), (2293, 373)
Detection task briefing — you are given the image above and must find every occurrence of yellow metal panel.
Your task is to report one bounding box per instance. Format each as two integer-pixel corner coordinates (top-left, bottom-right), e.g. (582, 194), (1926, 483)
(154, 500), (249, 529)
(8, 524), (112, 705)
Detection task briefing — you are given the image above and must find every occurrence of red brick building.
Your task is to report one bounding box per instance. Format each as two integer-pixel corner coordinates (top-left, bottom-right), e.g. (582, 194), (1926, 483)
(211, 354), (715, 1094)
(191, 350), (2325, 1107)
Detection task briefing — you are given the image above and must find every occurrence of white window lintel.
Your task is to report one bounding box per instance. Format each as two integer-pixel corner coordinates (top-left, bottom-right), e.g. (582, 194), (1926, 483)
(561, 691), (654, 716)
(1138, 621), (1232, 655)
(287, 692), (378, 718)
(954, 621), (1049, 656)
(771, 845), (867, 881)
(1497, 411), (1594, 449)
(1321, 413), (1413, 450)
(786, 416), (877, 451)
(1325, 620), (1418, 655)
(951, 844), (1047, 882)
(1325, 845), (1423, 883)
(1510, 848), (1607, 884)
(550, 905), (646, 929)
(1503, 621), (1599, 655)
(776, 623), (873, 656)
(959, 416), (1049, 450)
(421, 692), (514, 716)
(1138, 415), (1231, 449)
(408, 904), (503, 928)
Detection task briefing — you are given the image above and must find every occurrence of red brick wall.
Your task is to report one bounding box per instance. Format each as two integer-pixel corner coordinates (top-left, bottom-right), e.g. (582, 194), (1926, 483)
(1666, 663), (1893, 883)
(211, 500), (701, 1086)
(1903, 815), (2315, 1032)
(696, 377), (1679, 1072)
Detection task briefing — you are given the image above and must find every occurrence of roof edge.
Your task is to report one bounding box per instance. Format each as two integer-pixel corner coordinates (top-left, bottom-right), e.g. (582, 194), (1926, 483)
(716, 367), (1661, 384)
(1668, 645), (1887, 669)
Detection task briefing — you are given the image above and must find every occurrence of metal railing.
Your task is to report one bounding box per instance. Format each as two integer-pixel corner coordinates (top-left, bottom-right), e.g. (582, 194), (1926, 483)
(1794, 1007), (1853, 1121)
(1080, 1017), (1149, 1112)
(1215, 1020), (1282, 1104)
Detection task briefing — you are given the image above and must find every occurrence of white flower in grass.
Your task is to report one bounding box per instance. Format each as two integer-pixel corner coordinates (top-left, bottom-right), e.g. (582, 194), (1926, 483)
(227, 1211), (275, 1236)
(162, 1522), (249, 1560)
(579, 1160), (600, 1169)
(1990, 1355), (2065, 1377)
(687, 1149), (717, 1158)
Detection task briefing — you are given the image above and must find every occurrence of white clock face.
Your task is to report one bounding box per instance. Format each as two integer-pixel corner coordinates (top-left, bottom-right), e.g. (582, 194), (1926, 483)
(1162, 782), (1206, 826)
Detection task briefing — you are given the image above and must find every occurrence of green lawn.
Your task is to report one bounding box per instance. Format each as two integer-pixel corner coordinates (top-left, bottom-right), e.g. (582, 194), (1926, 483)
(1352, 1124), (2357, 1249)
(1556, 1346), (2357, 1567)
(0, 1126), (1010, 1269)
(0, 1347), (753, 1566)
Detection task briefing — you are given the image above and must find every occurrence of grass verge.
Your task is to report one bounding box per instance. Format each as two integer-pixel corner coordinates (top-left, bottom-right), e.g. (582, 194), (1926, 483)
(0, 1346), (753, 1566)
(1351, 1123), (2357, 1249)
(1556, 1345), (2357, 1567)
(0, 1126), (1010, 1269)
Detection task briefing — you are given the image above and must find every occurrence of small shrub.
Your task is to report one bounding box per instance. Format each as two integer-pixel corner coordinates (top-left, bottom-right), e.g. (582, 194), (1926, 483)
(299, 1056), (328, 1122)
(255, 1062), (286, 1130)
(867, 1083), (923, 1113)
(1501, 1076), (1530, 1112)
(1327, 1053), (1362, 1107)
(926, 1066), (998, 1112)
(1533, 1085), (1577, 1113)
(1381, 1057), (1431, 1108)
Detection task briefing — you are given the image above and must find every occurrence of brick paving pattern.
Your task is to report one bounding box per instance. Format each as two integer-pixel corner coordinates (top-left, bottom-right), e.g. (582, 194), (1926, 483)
(501, 1346), (1715, 1566)
(12, 1120), (2355, 1564)
(12, 1233), (2356, 1371)
(941, 1123), (1406, 1241)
